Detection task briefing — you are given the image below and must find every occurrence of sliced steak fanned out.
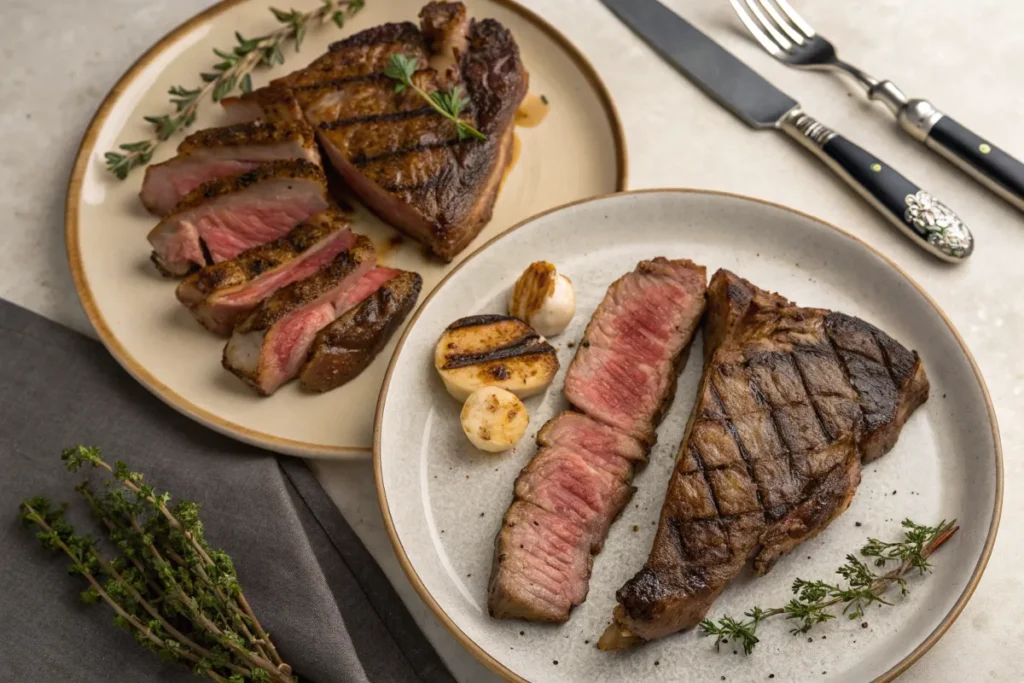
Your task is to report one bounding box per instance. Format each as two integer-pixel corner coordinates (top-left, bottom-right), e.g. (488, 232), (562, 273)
(601, 270), (929, 649)
(140, 121), (321, 216)
(221, 83), (305, 125)
(488, 259), (708, 623)
(176, 210), (355, 335)
(564, 258), (710, 446)
(222, 236), (376, 395)
(147, 159), (329, 277)
(296, 2), (527, 261)
(299, 270), (423, 391)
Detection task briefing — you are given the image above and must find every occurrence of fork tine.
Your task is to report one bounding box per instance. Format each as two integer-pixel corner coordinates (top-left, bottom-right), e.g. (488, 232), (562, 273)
(754, 0), (804, 44)
(729, 0), (789, 55)
(773, 0), (816, 38)
(742, 0), (794, 51)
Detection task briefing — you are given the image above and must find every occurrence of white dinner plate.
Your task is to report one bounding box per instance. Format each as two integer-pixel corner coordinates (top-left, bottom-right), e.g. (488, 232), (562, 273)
(65, 0), (625, 458)
(375, 190), (1001, 683)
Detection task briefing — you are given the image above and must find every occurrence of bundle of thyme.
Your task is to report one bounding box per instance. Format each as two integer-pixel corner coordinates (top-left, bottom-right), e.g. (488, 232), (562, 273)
(105, 0), (366, 180)
(700, 518), (958, 655)
(20, 446), (292, 682)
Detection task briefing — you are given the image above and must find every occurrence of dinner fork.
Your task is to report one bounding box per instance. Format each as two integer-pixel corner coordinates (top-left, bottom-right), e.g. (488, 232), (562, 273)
(730, 0), (1024, 212)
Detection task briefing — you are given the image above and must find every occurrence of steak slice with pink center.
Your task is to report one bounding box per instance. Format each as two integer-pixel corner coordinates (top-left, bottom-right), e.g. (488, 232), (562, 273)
(564, 258), (708, 445)
(147, 159), (328, 277)
(489, 259), (707, 623)
(488, 501), (592, 622)
(176, 210), (355, 335)
(140, 121), (321, 216)
(222, 236), (377, 395)
(299, 270), (423, 392)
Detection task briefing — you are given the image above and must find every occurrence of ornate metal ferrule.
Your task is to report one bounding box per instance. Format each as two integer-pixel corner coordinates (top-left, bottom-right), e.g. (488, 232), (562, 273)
(780, 109), (837, 149)
(904, 190), (973, 259)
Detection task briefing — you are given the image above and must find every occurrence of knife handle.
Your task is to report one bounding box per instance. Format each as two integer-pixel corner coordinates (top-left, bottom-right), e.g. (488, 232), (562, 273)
(871, 81), (1024, 212)
(779, 109), (973, 263)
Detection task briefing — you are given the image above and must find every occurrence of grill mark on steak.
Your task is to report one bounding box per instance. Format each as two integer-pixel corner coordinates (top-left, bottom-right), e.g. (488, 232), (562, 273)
(352, 139), (463, 167)
(602, 269), (929, 648)
(317, 106), (441, 130)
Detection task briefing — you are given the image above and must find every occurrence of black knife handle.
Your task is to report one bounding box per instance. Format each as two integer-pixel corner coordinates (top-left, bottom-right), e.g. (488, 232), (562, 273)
(779, 109), (973, 262)
(923, 115), (1024, 212)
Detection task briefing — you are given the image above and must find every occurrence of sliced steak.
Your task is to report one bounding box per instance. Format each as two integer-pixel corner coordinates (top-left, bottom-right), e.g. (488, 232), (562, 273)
(221, 83), (304, 124)
(140, 121), (321, 216)
(222, 236), (376, 395)
(147, 159), (329, 277)
(489, 259), (708, 623)
(564, 258), (709, 446)
(286, 2), (527, 261)
(299, 270), (423, 391)
(601, 270), (929, 648)
(176, 210), (355, 335)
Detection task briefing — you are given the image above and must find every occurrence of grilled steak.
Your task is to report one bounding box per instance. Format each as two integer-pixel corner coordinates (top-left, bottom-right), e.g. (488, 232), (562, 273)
(564, 258), (710, 446)
(221, 83), (304, 125)
(488, 259), (708, 622)
(147, 159), (329, 277)
(278, 2), (527, 261)
(222, 236), (377, 395)
(140, 121), (321, 216)
(176, 210), (355, 334)
(299, 270), (423, 391)
(600, 270), (929, 648)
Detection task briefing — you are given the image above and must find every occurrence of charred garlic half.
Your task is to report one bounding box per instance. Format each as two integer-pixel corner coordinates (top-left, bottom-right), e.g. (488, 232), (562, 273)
(508, 261), (575, 337)
(434, 315), (559, 401)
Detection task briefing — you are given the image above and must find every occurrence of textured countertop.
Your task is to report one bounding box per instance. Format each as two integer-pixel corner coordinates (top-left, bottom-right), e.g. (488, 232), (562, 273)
(3, 0), (1020, 680)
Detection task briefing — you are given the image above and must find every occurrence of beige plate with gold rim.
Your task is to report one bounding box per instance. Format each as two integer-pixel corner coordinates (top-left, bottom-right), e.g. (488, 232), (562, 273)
(65, 0), (625, 458)
(375, 190), (1001, 683)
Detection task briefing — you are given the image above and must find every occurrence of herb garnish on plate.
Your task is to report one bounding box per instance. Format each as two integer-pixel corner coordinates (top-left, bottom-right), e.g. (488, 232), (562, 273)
(105, 0), (366, 181)
(383, 53), (487, 141)
(699, 518), (958, 655)
(20, 446), (294, 682)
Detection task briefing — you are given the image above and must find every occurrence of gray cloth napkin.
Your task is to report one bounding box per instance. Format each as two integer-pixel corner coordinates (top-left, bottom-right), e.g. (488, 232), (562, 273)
(0, 299), (455, 683)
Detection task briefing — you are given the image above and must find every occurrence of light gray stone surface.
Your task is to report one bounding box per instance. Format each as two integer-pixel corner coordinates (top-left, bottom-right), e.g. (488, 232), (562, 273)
(4, 1), (1020, 681)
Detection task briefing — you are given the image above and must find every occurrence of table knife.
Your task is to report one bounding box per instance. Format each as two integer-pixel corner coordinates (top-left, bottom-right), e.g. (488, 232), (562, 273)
(600, 0), (973, 262)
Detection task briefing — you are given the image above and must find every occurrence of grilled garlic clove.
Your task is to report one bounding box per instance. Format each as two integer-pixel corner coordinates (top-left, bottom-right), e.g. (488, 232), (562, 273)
(460, 386), (529, 452)
(508, 261), (576, 337)
(434, 315), (559, 401)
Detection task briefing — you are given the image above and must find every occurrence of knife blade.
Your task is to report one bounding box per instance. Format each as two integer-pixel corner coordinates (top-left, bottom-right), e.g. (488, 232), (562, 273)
(600, 0), (974, 263)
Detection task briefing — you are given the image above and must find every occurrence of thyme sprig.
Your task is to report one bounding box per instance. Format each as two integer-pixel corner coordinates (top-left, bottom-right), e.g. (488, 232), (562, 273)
(20, 446), (293, 682)
(699, 519), (958, 655)
(105, 0), (366, 180)
(383, 53), (486, 141)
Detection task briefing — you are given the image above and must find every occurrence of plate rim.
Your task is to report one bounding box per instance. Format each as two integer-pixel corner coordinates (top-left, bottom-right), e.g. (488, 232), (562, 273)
(63, 0), (628, 458)
(373, 188), (1003, 683)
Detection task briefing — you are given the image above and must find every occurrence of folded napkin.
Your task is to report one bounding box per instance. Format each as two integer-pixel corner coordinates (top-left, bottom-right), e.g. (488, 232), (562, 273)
(0, 299), (454, 683)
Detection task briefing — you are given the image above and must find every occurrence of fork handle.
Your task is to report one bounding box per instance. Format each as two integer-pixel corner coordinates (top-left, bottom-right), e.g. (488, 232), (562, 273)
(779, 109), (973, 263)
(870, 82), (1024, 212)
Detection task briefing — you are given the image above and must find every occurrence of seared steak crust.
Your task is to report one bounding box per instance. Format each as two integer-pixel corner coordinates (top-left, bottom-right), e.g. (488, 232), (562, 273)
(175, 120), (316, 154)
(488, 259), (708, 623)
(178, 210), (351, 299)
(299, 270), (423, 391)
(168, 159), (325, 214)
(290, 3), (526, 261)
(606, 270), (929, 645)
(234, 235), (376, 334)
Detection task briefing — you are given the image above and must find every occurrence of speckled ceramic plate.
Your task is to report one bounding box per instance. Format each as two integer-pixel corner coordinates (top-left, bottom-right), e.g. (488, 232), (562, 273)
(65, 0), (625, 458)
(375, 190), (1001, 683)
